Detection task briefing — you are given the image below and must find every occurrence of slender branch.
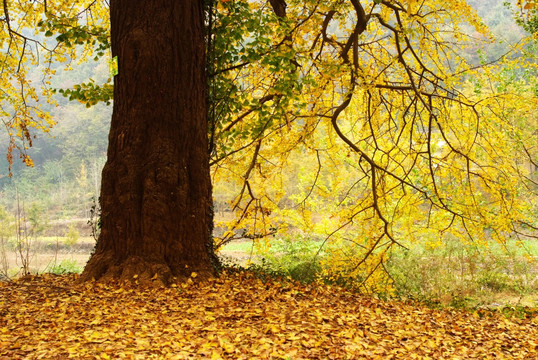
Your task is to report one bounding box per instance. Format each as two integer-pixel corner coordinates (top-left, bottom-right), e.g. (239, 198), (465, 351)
(220, 94), (276, 134)
(296, 149), (322, 207)
(232, 140), (262, 211)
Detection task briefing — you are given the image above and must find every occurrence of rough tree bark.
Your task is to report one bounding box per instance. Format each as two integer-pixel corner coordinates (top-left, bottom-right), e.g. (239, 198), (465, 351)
(80, 0), (217, 284)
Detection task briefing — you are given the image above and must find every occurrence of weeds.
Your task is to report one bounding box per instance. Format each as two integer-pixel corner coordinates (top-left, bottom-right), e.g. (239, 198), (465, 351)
(240, 235), (536, 310)
(258, 235), (323, 283)
(385, 237), (537, 308)
(65, 224), (80, 247)
(14, 191), (31, 275)
(0, 235), (9, 280)
(46, 259), (82, 275)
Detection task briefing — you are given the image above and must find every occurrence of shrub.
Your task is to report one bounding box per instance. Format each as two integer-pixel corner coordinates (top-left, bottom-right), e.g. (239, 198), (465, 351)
(64, 225), (80, 247)
(258, 235), (323, 283)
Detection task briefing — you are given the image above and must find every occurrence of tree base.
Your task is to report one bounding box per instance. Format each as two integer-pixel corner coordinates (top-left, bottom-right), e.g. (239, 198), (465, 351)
(79, 251), (214, 286)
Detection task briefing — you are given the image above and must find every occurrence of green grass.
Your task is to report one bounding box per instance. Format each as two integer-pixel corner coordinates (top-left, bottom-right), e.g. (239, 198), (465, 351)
(45, 259), (83, 274)
(221, 236), (537, 309)
(220, 240), (255, 252)
(401, 237), (537, 258)
(5, 233), (536, 310)
(379, 237), (537, 308)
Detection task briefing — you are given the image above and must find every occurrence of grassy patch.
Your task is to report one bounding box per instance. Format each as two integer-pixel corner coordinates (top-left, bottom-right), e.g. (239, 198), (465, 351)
(386, 238), (537, 308)
(255, 236), (324, 283)
(227, 235), (537, 310)
(220, 240), (255, 253)
(45, 259), (83, 274)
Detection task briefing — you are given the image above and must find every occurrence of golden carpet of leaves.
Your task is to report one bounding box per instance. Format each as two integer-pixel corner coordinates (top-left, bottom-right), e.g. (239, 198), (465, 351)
(0, 272), (536, 359)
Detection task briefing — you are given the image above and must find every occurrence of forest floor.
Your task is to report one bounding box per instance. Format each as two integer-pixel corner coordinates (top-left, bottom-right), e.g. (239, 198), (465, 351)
(0, 272), (536, 359)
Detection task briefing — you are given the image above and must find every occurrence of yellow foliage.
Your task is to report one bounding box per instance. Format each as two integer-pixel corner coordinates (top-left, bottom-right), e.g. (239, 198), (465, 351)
(0, 0), (109, 175)
(211, 0), (537, 291)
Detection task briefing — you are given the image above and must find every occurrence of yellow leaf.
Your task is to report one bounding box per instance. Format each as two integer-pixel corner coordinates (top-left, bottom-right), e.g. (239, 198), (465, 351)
(211, 350), (222, 360)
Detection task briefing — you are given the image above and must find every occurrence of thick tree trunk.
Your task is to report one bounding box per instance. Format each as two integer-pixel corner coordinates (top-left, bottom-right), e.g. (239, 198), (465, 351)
(80, 0), (217, 284)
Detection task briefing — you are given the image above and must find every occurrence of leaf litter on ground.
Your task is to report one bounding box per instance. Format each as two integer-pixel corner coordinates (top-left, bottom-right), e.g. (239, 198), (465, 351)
(0, 271), (536, 359)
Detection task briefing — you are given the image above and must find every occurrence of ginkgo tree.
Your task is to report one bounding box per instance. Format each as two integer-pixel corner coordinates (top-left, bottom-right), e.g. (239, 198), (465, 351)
(1, 0), (536, 285)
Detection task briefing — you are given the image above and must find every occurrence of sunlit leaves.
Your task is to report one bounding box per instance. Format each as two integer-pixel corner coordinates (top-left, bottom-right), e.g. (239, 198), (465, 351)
(2, 0), (535, 289)
(55, 79), (113, 107)
(37, 13), (109, 57)
(514, 0), (538, 33)
(210, 0), (537, 289)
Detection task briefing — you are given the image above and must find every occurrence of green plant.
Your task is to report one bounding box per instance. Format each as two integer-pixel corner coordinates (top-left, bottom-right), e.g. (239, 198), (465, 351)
(27, 202), (49, 237)
(46, 259), (82, 274)
(14, 191), (31, 275)
(0, 206), (15, 278)
(258, 235), (323, 283)
(386, 237), (537, 309)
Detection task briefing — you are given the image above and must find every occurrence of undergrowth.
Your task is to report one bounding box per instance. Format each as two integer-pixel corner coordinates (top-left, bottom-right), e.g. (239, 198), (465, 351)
(45, 259), (83, 275)
(245, 236), (537, 312)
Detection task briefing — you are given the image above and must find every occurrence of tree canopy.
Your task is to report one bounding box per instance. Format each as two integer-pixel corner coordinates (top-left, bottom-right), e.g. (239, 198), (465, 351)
(207, 0), (537, 288)
(1, 0), (536, 288)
